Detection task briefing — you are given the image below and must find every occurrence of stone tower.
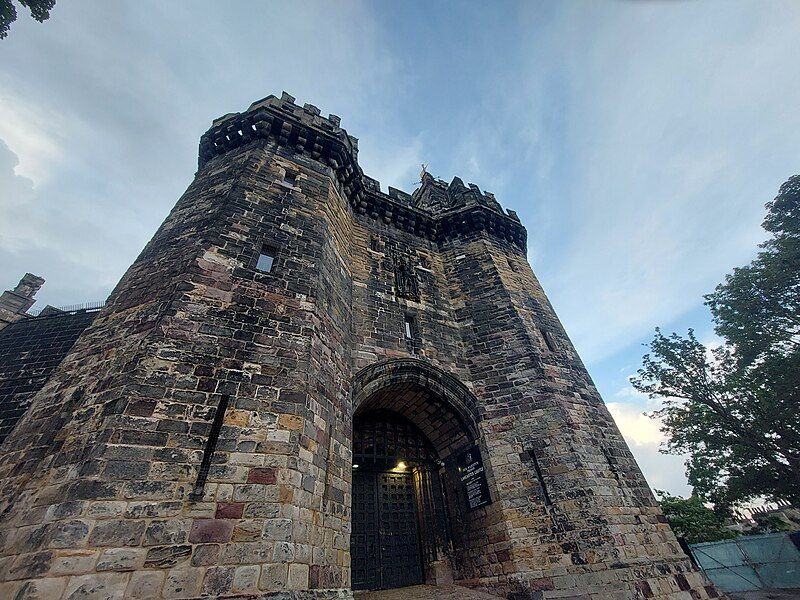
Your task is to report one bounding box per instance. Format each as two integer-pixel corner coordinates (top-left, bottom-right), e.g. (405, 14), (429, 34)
(0, 93), (717, 599)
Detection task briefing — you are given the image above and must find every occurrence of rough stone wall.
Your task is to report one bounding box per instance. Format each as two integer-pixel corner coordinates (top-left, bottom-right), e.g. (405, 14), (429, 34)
(439, 232), (718, 598)
(0, 309), (98, 444)
(0, 93), (718, 600)
(349, 214), (467, 376)
(0, 138), (353, 599)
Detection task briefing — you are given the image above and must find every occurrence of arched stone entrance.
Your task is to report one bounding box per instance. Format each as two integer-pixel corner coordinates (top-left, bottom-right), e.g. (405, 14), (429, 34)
(350, 360), (483, 592)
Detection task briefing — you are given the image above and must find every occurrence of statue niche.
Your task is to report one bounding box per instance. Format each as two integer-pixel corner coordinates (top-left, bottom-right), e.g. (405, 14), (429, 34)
(394, 256), (419, 300)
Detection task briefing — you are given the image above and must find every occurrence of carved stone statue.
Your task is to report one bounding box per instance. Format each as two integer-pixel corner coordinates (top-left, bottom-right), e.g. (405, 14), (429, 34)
(394, 255), (419, 300)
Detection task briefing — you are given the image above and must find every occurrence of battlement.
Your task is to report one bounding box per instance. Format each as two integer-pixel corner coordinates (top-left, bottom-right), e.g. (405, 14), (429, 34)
(213, 92), (346, 137)
(199, 92), (526, 249)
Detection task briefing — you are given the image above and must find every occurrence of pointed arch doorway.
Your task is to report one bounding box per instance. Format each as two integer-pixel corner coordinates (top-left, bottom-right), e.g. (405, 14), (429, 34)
(350, 360), (482, 592)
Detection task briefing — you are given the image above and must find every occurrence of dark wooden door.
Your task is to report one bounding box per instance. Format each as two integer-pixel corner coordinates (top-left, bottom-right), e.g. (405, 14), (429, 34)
(352, 469), (380, 589)
(351, 470), (424, 590)
(378, 471), (424, 588)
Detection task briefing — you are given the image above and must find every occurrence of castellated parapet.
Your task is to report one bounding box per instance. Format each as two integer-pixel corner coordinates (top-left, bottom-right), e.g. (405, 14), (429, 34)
(199, 92), (526, 250)
(0, 93), (719, 599)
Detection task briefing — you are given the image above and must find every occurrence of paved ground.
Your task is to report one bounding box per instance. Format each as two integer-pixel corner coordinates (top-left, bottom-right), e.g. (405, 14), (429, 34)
(729, 590), (800, 600)
(354, 584), (503, 600)
(355, 585), (800, 600)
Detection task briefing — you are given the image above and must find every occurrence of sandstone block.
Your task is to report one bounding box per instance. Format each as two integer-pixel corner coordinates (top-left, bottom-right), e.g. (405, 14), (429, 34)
(287, 562), (309, 590)
(8, 576), (68, 599)
(96, 547), (145, 572)
(143, 520), (188, 546)
(260, 562), (288, 591)
(88, 520), (145, 547)
(188, 519), (234, 544)
(125, 570), (165, 599)
(47, 521), (90, 549)
(63, 572), (127, 600)
(190, 544), (220, 567)
(49, 550), (99, 576)
(247, 467), (277, 484)
(143, 545), (192, 569)
(232, 564), (260, 593)
(162, 567), (202, 599)
(201, 565), (235, 596)
(215, 502), (244, 519)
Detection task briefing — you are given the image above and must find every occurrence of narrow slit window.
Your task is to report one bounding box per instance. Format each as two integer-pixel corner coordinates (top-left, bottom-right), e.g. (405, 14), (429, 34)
(404, 315), (415, 340)
(526, 448), (552, 506)
(190, 394), (230, 500)
(256, 245), (277, 273)
(602, 446), (622, 485)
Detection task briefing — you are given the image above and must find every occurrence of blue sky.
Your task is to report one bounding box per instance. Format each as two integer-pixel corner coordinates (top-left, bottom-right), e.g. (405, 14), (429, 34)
(1, 1), (799, 495)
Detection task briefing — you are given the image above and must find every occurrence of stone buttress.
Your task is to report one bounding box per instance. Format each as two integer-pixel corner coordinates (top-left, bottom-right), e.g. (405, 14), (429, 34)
(0, 93), (719, 600)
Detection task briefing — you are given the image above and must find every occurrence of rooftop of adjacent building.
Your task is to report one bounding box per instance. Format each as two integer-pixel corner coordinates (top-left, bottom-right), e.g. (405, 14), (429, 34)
(0, 274), (104, 444)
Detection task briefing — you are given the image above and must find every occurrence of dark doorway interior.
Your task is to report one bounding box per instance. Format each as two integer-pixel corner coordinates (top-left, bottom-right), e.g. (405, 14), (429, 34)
(351, 411), (448, 591)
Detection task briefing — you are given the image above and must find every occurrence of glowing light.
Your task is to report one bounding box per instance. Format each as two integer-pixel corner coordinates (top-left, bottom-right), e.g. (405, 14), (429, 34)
(396, 461), (407, 470)
(352, 464), (359, 469)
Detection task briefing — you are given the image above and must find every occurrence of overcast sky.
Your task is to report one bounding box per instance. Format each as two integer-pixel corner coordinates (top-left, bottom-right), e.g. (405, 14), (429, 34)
(2, 1), (799, 496)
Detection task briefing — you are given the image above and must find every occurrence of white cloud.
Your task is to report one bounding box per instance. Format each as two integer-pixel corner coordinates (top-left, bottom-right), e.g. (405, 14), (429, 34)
(0, 139), (37, 249)
(0, 94), (66, 184)
(627, 442), (692, 497)
(608, 400), (663, 447)
(608, 386), (692, 496)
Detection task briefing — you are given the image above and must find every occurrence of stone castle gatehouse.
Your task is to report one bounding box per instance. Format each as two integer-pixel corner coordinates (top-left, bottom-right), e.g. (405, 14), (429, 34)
(0, 93), (718, 599)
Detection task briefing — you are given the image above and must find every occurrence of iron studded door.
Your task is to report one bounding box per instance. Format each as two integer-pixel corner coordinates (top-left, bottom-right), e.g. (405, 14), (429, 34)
(378, 471), (424, 589)
(352, 470), (380, 589)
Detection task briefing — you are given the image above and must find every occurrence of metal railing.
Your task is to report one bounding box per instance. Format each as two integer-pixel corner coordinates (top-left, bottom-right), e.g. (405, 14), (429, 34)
(27, 300), (106, 317)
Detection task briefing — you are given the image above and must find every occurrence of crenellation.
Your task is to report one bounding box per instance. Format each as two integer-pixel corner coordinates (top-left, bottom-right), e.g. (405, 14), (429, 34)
(197, 95), (526, 251)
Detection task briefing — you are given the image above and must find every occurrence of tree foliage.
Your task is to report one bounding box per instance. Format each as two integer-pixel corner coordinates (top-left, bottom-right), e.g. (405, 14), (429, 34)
(633, 176), (800, 508)
(707, 176), (800, 363)
(657, 491), (737, 544)
(1, 0), (55, 39)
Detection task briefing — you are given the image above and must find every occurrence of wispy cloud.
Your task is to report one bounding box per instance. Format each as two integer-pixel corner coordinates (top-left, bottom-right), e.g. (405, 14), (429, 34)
(0, 0), (410, 308)
(430, 2), (800, 364)
(538, 3), (800, 363)
(0, 94), (67, 184)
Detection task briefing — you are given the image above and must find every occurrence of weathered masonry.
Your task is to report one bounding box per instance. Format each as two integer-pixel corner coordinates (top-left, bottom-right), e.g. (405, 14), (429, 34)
(0, 93), (719, 599)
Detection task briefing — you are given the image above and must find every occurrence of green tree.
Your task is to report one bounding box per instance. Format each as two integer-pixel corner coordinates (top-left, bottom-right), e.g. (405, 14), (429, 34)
(657, 491), (737, 544)
(633, 176), (800, 508)
(707, 176), (800, 363)
(1, 0), (55, 39)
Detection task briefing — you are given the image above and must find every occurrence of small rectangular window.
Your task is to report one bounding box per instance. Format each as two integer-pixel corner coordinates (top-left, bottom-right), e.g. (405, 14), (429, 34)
(256, 245), (277, 273)
(404, 315), (415, 339)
